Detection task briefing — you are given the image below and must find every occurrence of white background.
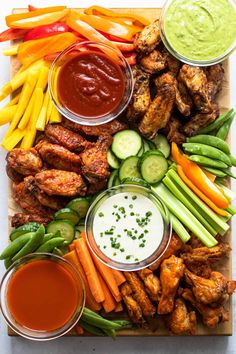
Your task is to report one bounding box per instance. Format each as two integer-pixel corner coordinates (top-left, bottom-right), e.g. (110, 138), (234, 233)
(0, 1), (236, 354)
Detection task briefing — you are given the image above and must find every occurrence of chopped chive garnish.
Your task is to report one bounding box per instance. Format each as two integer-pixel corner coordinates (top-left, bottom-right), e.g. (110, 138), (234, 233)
(126, 255), (131, 260)
(98, 212), (104, 217)
(132, 195), (137, 200)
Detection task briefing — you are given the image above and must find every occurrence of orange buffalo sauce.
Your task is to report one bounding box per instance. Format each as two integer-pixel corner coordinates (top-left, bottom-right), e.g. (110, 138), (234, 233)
(7, 260), (79, 331)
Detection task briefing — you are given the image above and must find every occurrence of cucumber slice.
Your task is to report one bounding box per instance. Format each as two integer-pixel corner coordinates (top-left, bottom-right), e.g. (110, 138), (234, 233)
(47, 220), (75, 243)
(143, 139), (150, 153)
(147, 140), (156, 150)
(137, 142), (144, 157)
(67, 198), (90, 218)
(112, 130), (142, 160)
(121, 177), (150, 188)
(140, 151), (168, 184)
(119, 156), (141, 181)
(54, 208), (80, 225)
(113, 174), (121, 186)
(107, 149), (120, 169)
(152, 134), (170, 158)
(108, 170), (118, 188)
(10, 222), (40, 241)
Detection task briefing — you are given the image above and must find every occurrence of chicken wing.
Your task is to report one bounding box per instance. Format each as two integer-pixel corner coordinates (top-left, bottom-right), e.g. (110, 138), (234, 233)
(206, 64), (224, 101)
(6, 148), (42, 176)
(165, 116), (186, 144)
(182, 288), (229, 328)
(139, 49), (167, 74)
(87, 180), (108, 195)
(80, 135), (112, 183)
(134, 20), (161, 54)
(6, 165), (23, 183)
(178, 64), (212, 113)
(149, 233), (183, 271)
(37, 142), (81, 174)
(181, 244), (231, 264)
(35, 169), (87, 197)
(62, 117), (127, 137)
(175, 81), (193, 117)
(124, 272), (156, 317)
(11, 212), (53, 228)
(185, 269), (228, 305)
(120, 282), (144, 324)
(165, 51), (181, 77)
(158, 255), (185, 315)
(138, 268), (161, 302)
(168, 298), (197, 335)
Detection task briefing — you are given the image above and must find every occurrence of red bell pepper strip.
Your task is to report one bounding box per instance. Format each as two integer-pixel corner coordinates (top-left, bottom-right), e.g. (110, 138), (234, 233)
(0, 28), (29, 42)
(123, 52), (137, 65)
(28, 5), (37, 11)
(24, 22), (70, 41)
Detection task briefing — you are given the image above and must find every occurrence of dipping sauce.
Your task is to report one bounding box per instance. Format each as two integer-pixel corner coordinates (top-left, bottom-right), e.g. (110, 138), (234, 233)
(163, 0), (236, 61)
(57, 51), (125, 118)
(6, 259), (80, 331)
(93, 192), (164, 264)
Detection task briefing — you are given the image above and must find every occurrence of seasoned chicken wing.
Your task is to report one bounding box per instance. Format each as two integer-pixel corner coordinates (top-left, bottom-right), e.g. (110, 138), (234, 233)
(37, 142), (81, 174)
(139, 49), (167, 74)
(182, 288), (229, 328)
(87, 180), (108, 195)
(178, 64), (212, 113)
(124, 272), (156, 317)
(80, 135), (112, 183)
(165, 116), (186, 144)
(206, 64), (224, 101)
(134, 20), (161, 54)
(158, 255), (185, 315)
(175, 81), (193, 116)
(181, 244), (231, 264)
(35, 170), (87, 197)
(120, 282), (144, 324)
(62, 117), (127, 137)
(6, 148), (42, 176)
(165, 51), (181, 77)
(168, 298), (197, 335)
(138, 268), (161, 302)
(6, 165), (23, 183)
(11, 212), (53, 228)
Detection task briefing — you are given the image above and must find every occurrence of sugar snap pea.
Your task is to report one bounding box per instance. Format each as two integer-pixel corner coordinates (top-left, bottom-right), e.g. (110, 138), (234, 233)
(0, 232), (34, 260)
(198, 109), (234, 134)
(221, 169), (236, 179)
(186, 135), (230, 155)
(230, 155), (236, 167)
(203, 167), (227, 177)
(36, 237), (64, 252)
(183, 143), (232, 166)
(52, 247), (64, 256)
(216, 113), (235, 140)
(79, 320), (105, 336)
(81, 311), (122, 330)
(188, 155), (228, 169)
(42, 233), (54, 243)
(4, 257), (13, 269)
(12, 225), (45, 262)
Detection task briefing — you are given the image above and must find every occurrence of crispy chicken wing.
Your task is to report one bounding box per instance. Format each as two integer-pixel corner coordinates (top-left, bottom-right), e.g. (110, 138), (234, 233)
(149, 234), (183, 271)
(179, 64), (212, 113)
(35, 169), (87, 197)
(11, 212), (53, 228)
(6, 148), (42, 176)
(6, 165), (23, 183)
(175, 81), (193, 117)
(80, 135), (112, 183)
(37, 142), (81, 174)
(158, 255), (185, 315)
(124, 272), (156, 317)
(134, 20), (161, 54)
(165, 116), (186, 144)
(138, 268), (161, 302)
(139, 49), (167, 74)
(165, 52), (181, 76)
(87, 180), (108, 195)
(206, 64), (224, 101)
(120, 283), (144, 324)
(62, 117), (127, 137)
(168, 298), (197, 335)
(182, 288), (229, 328)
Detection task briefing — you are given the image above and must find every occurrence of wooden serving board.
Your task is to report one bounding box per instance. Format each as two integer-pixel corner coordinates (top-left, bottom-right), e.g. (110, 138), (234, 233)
(8, 8), (232, 336)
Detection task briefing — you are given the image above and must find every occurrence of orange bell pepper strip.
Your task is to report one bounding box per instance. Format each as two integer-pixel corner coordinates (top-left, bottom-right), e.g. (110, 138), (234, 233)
(17, 32), (77, 68)
(177, 166), (230, 217)
(6, 7), (69, 29)
(84, 5), (150, 26)
(203, 169), (216, 182)
(172, 142), (229, 209)
(79, 13), (141, 41)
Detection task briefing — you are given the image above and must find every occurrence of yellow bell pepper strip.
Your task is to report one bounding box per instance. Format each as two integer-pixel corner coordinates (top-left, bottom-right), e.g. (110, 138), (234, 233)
(6, 6), (68, 28)
(49, 105), (62, 123)
(0, 28), (29, 42)
(172, 142), (229, 209)
(1, 128), (26, 151)
(17, 32), (77, 68)
(177, 166), (230, 217)
(0, 105), (17, 126)
(5, 93), (20, 107)
(0, 83), (13, 101)
(2, 44), (19, 56)
(79, 13), (141, 41)
(84, 5), (150, 26)
(11, 59), (44, 91)
(36, 90), (50, 131)
(46, 97), (53, 123)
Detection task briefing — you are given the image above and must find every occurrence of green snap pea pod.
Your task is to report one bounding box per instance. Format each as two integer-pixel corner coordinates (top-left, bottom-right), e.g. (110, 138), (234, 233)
(42, 233), (54, 243)
(230, 155), (236, 167)
(12, 225), (45, 262)
(221, 169), (236, 179)
(188, 155), (228, 169)
(203, 167), (227, 177)
(198, 109), (234, 134)
(81, 313), (122, 330)
(186, 135), (230, 155)
(79, 320), (104, 336)
(36, 237), (64, 252)
(216, 113), (235, 140)
(102, 328), (116, 339)
(182, 143), (232, 166)
(52, 247), (64, 256)
(0, 232), (34, 260)
(4, 258), (13, 269)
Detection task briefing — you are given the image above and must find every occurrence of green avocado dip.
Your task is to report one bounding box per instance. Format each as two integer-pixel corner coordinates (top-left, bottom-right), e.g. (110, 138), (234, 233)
(164, 0), (236, 61)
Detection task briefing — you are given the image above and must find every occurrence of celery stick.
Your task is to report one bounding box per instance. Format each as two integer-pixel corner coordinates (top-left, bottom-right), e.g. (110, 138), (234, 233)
(163, 176), (217, 236)
(226, 205), (236, 215)
(170, 213), (191, 243)
(167, 170), (229, 236)
(152, 184), (218, 247)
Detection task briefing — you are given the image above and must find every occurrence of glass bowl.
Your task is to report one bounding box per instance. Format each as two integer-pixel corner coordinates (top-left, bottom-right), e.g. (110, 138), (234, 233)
(85, 184), (172, 271)
(159, 0), (236, 66)
(0, 253), (85, 341)
(48, 41), (134, 126)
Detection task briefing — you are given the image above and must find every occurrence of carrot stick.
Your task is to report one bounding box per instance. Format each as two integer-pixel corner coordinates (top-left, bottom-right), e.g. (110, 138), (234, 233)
(69, 243), (75, 251)
(111, 269), (126, 286)
(114, 302), (123, 312)
(64, 250), (101, 311)
(97, 272), (116, 313)
(75, 238), (105, 303)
